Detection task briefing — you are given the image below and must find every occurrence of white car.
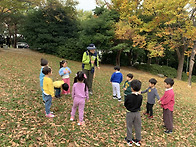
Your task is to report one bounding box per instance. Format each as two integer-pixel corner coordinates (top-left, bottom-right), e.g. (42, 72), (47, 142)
(16, 42), (29, 48)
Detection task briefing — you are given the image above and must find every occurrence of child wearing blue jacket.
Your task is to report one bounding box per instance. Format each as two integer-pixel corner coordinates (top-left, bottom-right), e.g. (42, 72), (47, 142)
(59, 60), (71, 94)
(110, 66), (123, 102)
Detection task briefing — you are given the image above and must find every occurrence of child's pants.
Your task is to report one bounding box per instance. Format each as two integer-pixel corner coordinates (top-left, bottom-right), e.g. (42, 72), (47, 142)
(62, 78), (70, 94)
(55, 88), (61, 97)
(71, 97), (85, 122)
(146, 102), (154, 116)
(126, 111), (141, 141)
(44, 94), (52, 115)
(112, 82), (121, 98)
(163, 108), (173, 131)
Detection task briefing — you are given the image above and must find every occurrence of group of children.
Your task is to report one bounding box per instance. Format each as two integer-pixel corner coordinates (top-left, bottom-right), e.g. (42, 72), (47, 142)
(110, 66), (175, 146)
(40, 59), (175, 146)
(39, 58), (88, 126)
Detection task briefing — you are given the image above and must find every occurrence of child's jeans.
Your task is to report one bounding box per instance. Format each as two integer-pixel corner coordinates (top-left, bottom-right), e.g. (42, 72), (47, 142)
(41, 87), (45, 102)
(55, 88), (61, 97)
(62, 78), (70, 94)
(44, 94), (52, 115)
(71, 97), (85, 122)
(112, 82), (121, 99)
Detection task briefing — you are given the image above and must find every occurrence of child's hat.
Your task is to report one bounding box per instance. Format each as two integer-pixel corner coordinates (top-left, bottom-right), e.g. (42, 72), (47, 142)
(87, 44), (96, 50)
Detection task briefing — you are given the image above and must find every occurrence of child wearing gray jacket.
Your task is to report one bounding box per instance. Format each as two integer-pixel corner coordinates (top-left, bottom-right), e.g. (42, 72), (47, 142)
(141, 78), (160, 118)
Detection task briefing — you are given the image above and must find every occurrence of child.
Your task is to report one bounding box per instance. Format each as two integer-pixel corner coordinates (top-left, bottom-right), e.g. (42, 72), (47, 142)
(73, 71), (87, 83)
(123, 73), (133, 100)
(59, 60), (71, 95)
(124, 80), (143, 147)
(110, 66), (123, 102)
(42, 66), (55, 118)
(159, 78), (175, 134)
(39, 58), (48, 103)
(141, 78), (160, 118)
(70, 71), (89, 126)
(53, 81), (69, 98)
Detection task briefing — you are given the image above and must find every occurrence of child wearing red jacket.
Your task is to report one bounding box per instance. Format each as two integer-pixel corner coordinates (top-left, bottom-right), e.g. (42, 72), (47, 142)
(159, 78), (175, 134)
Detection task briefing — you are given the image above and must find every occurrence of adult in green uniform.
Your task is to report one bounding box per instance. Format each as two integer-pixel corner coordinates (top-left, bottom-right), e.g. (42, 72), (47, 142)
(82, 44), (100, 95)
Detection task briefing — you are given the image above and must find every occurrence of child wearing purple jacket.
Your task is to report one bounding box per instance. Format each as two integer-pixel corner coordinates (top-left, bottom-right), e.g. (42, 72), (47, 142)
(70, 71), (89, 126)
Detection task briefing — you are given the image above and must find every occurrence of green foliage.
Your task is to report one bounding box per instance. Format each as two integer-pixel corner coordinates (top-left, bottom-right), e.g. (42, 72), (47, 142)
(77, 10), (92, 21)
(79, 7), (119, 51)
(56, 38), (83, 61)
(22, 1), (79, 56)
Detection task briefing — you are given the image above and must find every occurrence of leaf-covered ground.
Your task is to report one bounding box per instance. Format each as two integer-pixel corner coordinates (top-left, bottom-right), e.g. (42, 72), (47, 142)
(0, 48), (195, 146)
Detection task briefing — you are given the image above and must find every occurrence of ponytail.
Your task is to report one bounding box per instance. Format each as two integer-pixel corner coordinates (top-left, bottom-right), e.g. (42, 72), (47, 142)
(60, 60), (67, 68)
(74, 71), (88, 91)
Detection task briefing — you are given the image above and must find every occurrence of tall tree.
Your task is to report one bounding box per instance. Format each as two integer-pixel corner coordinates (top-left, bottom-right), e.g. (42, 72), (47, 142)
(142, 0), (196, 80)
(0, 0), (43, 20)
(78, 6), (119, 54)
(22, 0), (78, 54)
(0, 0), (44, 47)
(188, 5), (196, 86)
(111, 0), (147, 66)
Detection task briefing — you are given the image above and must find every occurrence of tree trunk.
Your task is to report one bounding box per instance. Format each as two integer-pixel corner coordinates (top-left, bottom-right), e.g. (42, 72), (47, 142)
(177, 55), (184, 80)
(188, 7), (196, 86)
(156, 57), (159, 64)
(147, 57), (151, 65)
(7, 24), (12, 47)
(116, 49), (122, 66)
(13, 23), (17, 48)
(176, 47), (185, 80)
(127, 49), (132, 66)
(188, 41), (196, 86)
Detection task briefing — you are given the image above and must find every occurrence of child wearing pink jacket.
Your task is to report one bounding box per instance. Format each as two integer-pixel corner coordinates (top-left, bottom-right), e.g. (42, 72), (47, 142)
(70, 71), (89, 126)
(159, 78), (175, 134)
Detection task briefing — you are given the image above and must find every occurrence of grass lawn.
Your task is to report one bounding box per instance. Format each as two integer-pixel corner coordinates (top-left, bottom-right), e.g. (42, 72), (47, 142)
(0, 48), (195, 146)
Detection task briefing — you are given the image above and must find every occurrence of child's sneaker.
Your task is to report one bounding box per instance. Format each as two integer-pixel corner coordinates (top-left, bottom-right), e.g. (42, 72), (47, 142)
(44, 111), (53, 114)
(148, 115), (153, 119)
(143, 112), (149, 116)
(70, 116), (74, 121)
(77, 121), (85, 126)
(113, 96), (117, 99)
(164, 130), (172, 134)
(118, 98), (122, 102)
(46, 113), (55, 118)
(125, 137), (133, 146)
(132, 139), (141, 146)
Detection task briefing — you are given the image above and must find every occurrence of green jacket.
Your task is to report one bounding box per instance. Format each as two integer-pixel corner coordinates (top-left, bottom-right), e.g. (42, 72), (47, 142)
(123, 80), (132, 96)
(82, 51), (99, 70)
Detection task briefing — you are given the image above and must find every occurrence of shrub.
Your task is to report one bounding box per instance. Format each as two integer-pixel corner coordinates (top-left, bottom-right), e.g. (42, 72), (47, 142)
(134, 63), (196, 82)
(101, 52), (130, 66)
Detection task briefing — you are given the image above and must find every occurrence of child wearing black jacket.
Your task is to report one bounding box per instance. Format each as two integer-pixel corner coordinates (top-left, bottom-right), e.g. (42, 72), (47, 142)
(124, 79), (143, 147)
